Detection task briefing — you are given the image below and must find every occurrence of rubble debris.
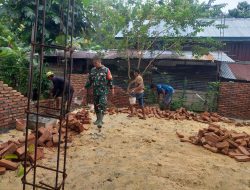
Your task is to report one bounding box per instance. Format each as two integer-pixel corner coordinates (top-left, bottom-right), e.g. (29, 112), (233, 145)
(179, 124), (250, 162)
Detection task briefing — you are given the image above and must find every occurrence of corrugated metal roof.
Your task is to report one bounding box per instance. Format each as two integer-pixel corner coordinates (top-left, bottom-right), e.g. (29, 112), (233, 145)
(220, 63), (236, 80)
(122, 50), (234, 62)
(116, 18), (250, 40)
(220, 63), (250, 81)
(228, 64), (250, 81)
(210, 52), (235, 63)
(47, 50), (234, 62)
(197, 18), (250, 38)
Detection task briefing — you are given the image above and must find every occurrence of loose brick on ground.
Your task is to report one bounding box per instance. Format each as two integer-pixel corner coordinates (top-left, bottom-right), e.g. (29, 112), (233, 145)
(237, 146), (250, 156)
(215, 141), (229, 149)
(16, 146), (26, 157)
(203, 144), (218, 153)
(0, 143), (18, 157)
(0, 159), (19, 170)
(0, 166), (6, 175)
(38, 130), (51, 145)
(234, 155), (250, 162)
(29, 148), (44, 163)
(176, 131), (184, 138)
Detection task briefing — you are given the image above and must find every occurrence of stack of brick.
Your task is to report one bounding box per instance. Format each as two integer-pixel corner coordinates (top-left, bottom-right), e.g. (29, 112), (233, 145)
(218, 82), (250, 120)
(178, 124), (250, 162)
(0, 81), (27, 129)
(106, 107), (231, 123)
(65, 109), (91, 132)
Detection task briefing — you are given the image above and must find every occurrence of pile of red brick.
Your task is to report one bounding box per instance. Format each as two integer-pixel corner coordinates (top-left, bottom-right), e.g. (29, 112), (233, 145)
(66, 109), (91, 132)
(107, 107), (231, 123)
(177, 124), (250, 162)
(0, 134), (44, 175)
(0, 109), (91, 175)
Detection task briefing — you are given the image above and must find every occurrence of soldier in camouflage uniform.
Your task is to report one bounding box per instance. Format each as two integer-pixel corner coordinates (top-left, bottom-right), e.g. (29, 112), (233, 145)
(85, 57), (114, 129)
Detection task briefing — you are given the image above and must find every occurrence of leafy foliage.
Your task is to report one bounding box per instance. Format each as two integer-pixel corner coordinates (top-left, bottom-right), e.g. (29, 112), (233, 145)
(228, 1), (250, 18)
(205, 81), (220, 112)
(0, 21), (49, 95)
(82, 0), (223, 77)
(2, 153), (18, 160)
(0, 0), (89, 45)
(17, 164), (24, 177)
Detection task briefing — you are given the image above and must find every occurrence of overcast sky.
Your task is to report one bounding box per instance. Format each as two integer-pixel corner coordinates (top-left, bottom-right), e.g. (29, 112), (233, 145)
(199, 0), (250, 13)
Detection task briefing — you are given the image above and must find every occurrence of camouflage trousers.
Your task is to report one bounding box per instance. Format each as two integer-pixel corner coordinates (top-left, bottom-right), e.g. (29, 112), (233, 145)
(93, 94), (108, 114)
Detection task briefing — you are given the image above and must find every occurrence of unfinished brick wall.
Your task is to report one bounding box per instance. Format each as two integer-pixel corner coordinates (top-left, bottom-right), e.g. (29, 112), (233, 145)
(0, 81), (27, 129)
(70, 74), (129, 108)
(218, 82), (250, 119)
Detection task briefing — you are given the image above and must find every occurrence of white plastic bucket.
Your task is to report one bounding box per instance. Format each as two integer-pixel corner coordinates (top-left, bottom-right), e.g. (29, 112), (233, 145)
(129, 97), (136, 105)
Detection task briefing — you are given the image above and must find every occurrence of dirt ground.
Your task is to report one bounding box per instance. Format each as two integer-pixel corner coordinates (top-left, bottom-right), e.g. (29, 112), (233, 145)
(1, 112), (250, 190)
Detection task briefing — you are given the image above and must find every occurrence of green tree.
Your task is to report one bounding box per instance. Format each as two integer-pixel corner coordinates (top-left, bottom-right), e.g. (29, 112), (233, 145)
(85, 0), (221, 78)
(0, 0), (90, 45)
(228, 1), (250, 18)
(80, 0), (126, 50)
(0, 20), (49, 95)
(202, 0), (227, 18)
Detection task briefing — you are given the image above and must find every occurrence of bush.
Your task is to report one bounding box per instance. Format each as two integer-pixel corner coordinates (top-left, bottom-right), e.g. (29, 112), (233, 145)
(0, 23), (50, 97)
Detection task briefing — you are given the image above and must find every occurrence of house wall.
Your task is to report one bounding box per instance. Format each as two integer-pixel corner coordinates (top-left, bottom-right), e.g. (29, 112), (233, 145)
(225, 42), (250, 62)
(218, 82), (250, 119)
(0, 81), (27, 129)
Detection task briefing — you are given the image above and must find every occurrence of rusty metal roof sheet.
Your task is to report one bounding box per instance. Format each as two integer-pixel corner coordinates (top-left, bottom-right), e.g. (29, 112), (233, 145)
(220, 63), (250, 81)
(220, 63), (236, 80)
(228, 64), (250, 81)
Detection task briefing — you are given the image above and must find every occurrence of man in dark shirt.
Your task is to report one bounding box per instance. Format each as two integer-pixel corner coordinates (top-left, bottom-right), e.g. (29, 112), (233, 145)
(46, 71), (74, 110)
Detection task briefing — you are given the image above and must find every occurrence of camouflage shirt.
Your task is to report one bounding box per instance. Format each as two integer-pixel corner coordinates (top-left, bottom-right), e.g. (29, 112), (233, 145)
(85, 65), (113, 95)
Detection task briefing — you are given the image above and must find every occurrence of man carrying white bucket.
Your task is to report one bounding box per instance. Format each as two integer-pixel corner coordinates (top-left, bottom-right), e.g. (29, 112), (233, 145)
(127, 69), (146, 120)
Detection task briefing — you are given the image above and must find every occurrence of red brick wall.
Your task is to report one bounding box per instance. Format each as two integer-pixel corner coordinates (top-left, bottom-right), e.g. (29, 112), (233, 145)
(70, 74), (88, 108)
(0, 81), (27, 129)
(70, 74), (129, 108)
(218, 82), (250, 119)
